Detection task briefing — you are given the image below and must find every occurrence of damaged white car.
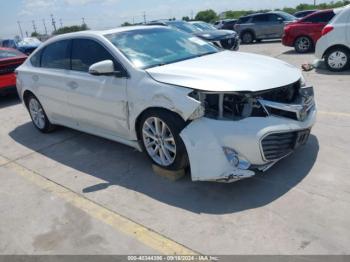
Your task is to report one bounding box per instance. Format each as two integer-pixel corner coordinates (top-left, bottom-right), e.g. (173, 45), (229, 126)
(16, 26), (316, 182)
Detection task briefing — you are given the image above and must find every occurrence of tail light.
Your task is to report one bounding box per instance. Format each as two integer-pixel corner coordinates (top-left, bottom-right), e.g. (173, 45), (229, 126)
(322, 25), (334, 36)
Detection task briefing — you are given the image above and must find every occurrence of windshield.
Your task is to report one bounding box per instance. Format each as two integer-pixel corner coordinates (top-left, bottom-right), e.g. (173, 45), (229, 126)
(167, 21), (201, 33)
(192, 22), (217, 31)
(276, 12), (297, 21)
(106, 28), (219, 69)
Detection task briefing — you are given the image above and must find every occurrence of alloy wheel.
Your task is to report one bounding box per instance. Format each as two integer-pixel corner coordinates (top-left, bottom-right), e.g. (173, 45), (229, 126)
(142, 117), (176, 166)
(29, 98), (46, 129)
(296, 37), (311, 52)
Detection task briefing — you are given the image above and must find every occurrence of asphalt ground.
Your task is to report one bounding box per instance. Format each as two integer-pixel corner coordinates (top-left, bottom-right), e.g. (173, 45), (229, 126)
(0, 41), (349, 255)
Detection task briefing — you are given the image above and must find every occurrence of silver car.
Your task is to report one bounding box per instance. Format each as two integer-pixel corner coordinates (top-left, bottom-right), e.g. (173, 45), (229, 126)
(234, 11), (297, 44)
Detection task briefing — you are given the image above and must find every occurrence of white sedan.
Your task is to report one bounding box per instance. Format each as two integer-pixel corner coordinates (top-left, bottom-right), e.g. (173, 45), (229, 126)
(16, 26), (316, 182)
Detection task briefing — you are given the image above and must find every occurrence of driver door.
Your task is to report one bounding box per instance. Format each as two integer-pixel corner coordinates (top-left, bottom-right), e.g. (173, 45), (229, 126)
(67, 38), (130, 139)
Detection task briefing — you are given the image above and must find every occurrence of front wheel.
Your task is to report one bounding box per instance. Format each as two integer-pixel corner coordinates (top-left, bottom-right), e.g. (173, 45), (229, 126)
(139, 110), (188, 171)
(325, 47), (350, 72)
(27, 94), (56, 133)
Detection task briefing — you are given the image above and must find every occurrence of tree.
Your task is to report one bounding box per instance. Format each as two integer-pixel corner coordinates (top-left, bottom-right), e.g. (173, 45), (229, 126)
(53, 24), (89, 35)
(195, 9), (218, 23)
(121, 22), (132, 27)
(182, 16), (190, 21)
(31, 32), (40, 37)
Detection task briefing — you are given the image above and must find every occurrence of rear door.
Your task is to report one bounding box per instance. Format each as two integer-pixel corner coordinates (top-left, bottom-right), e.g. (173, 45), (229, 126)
(33, 39), (75, 126)
(251, 14), (270, 38)
(67, 38), (130, 138)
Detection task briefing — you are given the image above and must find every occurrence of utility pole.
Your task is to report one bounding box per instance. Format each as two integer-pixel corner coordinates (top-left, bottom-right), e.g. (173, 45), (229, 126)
(59, 18), (63, 28)
(143, 11), (146, 24)
(51, 14), (57, 32)
(32, 20), (37, 34)
(314, 0), (316, 6)
(42, 19), (48, 35)
(132, 16), (135, 24)
(17, 21), (24, 38)
(82, 17), (86, 25)
(190, 10), (194, 20)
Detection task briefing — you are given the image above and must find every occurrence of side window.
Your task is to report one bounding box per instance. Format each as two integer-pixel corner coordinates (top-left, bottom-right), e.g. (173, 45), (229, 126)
(267, 14), (280, 22)
(71, 39), (121, 73)
(252, 15), (269, 23)
(30, 50), (42, 67)
(41, 40), (70, 69)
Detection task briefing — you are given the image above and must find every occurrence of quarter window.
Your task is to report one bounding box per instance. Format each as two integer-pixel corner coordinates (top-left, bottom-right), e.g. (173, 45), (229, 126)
(41, 40), (70, 70)
(71, 39), (119, 72)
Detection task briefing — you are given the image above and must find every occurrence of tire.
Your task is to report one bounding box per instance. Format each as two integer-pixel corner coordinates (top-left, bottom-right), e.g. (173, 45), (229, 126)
(139, 109), (189, 171)
(26, 94), (56, 133)
(294, 36), (313, 53)
(241, 31), (254, 44)
(324, 47), (350, 72)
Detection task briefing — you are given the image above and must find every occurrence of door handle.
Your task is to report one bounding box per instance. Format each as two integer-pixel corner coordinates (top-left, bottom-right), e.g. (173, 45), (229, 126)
(68, 81), (78, 90)
(32, 75), (39, 82)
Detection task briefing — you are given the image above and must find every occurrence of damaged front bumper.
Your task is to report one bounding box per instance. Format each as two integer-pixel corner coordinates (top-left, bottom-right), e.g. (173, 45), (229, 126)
(180, 102), (316, 183)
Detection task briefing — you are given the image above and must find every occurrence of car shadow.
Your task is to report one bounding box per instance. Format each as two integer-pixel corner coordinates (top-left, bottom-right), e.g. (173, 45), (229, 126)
(282, 49), (314, 55)
(0, 93), (20, 109)
(9, 122), (319, 214)
(315, 68), (350, 75)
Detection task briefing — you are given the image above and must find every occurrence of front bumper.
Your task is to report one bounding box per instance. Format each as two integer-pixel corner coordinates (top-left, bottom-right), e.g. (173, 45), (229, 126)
(211, 36), (240, 51)
(180, 104), (316, 182)
(282, 34), (294, 47)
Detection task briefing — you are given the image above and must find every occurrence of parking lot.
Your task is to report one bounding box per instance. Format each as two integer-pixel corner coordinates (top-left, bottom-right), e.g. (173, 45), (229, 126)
(0, 41), (350, 255)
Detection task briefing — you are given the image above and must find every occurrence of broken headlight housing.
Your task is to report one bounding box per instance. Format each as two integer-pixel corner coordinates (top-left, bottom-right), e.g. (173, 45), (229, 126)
(188, 78), (314, 121)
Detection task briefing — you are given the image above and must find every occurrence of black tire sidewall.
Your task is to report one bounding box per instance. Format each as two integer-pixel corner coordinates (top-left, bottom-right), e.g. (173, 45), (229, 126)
(139, 109), (189, 171)
(325, 47), (350, 72)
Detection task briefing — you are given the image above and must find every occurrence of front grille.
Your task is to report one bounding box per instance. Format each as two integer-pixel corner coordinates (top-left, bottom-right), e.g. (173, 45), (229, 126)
(258, 80), (301, 103)
(261, 132), (298, 161)
(0, 64), (20, 75)
(220, 38), (235, 49)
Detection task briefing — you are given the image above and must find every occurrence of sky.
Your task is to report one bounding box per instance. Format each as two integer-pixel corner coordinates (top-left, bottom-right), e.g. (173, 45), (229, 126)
(0, 0), (337, 38)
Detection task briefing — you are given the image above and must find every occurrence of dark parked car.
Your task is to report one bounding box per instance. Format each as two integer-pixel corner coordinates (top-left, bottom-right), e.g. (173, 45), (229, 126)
(283, 9), (336, 53)
(234, 11), (297, 44)
(293, 10), (318, 18)
(1, 37), (42, 55)
(148, 20), (240, 50)
(214, 19), (238, 30)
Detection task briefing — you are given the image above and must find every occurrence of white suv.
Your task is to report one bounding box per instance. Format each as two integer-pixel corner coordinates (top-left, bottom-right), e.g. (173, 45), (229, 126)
(315, 5), (350, 71)
(16, 26), (316, 183)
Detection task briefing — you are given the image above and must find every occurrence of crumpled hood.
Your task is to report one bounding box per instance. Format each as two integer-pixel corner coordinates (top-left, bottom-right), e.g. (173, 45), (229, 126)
(146, 51), (301, 92)
(195, 30), (236, 40)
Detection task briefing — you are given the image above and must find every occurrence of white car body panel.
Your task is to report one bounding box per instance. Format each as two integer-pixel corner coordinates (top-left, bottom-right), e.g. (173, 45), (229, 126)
(315, 5), (350, 59)
(146, 51), (301, 92)
(16, 26), (317, 183)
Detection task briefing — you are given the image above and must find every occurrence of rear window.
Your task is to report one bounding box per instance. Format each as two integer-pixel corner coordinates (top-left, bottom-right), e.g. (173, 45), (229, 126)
(0, 49), (23, 59)
(238, 16), (251, 24)
(304, 11), (335, 23)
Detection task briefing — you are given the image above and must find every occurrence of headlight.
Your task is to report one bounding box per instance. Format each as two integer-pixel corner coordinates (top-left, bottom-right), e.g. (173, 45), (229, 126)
(222, 147), (251, 170)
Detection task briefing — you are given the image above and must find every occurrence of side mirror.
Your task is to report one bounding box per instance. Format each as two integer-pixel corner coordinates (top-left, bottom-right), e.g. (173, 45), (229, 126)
(89, 60), (123, 77)
(277, 17), (284, 23)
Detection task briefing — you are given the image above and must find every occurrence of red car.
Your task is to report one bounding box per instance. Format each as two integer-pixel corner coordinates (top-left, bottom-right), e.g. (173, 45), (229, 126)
(282, 9), (336, 53)
(0, 47), (27, 95)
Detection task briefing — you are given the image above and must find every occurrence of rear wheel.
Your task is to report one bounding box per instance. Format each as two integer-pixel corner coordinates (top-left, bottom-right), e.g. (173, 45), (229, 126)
(325, 47), (350, 72)
(294, 36), (313, 53)
(241, 31), (254, 44)
(26, 94), (56, 133)
(139, 109), (188, 171)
